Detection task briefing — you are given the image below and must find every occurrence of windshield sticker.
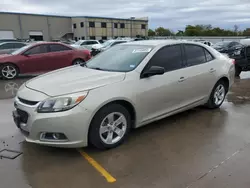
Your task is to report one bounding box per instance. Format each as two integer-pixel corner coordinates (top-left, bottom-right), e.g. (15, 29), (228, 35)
(132, 48), (152, 53)
(130, 65), (135, 68)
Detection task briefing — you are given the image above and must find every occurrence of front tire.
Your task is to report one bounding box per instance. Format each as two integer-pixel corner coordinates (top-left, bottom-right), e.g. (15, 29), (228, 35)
(206, 80), (227, 109)
(0, 64), (18, 80)
(89, 104), (131, 150)
(235, 65), (242, 77)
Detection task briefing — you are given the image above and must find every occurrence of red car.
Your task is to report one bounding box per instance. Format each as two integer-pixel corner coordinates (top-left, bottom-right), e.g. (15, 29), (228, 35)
(0, 42), (91, 80)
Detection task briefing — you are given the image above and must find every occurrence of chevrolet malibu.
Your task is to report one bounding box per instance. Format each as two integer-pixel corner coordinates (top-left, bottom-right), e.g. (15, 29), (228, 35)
(13, 40), (235, 149)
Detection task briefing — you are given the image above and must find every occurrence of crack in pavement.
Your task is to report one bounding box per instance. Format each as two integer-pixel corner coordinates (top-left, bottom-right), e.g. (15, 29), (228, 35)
(186, 143), (250, 188)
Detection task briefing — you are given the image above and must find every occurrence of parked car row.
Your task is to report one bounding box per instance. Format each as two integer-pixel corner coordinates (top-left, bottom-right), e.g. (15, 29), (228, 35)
(212, 40), (250, 76)
(12, 40), (235, 149)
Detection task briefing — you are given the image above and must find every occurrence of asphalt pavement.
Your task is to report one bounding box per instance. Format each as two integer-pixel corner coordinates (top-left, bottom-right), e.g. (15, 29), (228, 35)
(1, 73), (250, 188)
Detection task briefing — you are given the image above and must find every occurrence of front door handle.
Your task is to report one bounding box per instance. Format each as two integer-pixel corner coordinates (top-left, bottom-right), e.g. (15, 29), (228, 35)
(209, 68), (216, 73)
(178, 77), (186, 82)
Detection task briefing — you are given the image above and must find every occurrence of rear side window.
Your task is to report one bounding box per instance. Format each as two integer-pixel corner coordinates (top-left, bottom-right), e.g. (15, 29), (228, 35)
(184, 44), (207, 66)
(147, 45), (183, 72)
(0, 43), (15, 49)
(85, 41), (98, 45)
(49, 44), (71, 52)
(204, 50), (213, 62)
(14, 43), (26, 48)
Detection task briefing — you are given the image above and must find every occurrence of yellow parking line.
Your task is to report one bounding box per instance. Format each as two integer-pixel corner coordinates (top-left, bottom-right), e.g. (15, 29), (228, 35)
(78, 149), (116, 183)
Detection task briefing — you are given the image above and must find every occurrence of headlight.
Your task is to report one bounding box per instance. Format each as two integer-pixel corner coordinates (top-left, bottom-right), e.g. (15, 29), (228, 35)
(37, 91), (88, 113)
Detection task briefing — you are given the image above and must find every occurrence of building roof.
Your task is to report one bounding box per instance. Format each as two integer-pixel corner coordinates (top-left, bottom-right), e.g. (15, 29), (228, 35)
(0, 11), (148, 22)
(0, 11), (71, 18)
(72, 15), (148, 22)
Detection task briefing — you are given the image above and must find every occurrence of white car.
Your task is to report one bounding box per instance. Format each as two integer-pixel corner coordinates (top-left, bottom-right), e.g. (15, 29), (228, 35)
(71, 40), (100, 50)
(13, 40), (235, 149)
(92, 39), (131, 51)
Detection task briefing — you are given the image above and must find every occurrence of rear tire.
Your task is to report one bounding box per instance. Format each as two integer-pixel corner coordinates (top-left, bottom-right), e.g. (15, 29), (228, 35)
(0, 64), (19, 80)
(206, 80), (227, 109)
(89, 104), (131, 150)
(235, 65), (242, 77)
(72, 59), (85, 65)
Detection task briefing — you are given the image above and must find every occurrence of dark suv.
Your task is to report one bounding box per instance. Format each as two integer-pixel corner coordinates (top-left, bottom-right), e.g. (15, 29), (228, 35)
(232, 45), (250, 76)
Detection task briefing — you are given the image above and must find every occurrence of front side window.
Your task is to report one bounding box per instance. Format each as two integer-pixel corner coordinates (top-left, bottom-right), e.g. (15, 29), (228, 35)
(49, 44), (71, 52)
(86, 45), (153, 72)
(24, 45), (48, 55)
(184, 44), (206, 66)
(147, 45), (183, 72)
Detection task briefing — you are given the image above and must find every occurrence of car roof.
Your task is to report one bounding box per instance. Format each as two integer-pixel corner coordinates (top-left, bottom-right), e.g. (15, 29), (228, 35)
(122, 40), (185, 46)
(0, 41), (26, 45)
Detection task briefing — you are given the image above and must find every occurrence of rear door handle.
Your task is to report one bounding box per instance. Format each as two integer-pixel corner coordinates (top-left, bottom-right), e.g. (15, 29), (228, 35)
(178, 77), (186, 82)
(209, 68), (216, 73)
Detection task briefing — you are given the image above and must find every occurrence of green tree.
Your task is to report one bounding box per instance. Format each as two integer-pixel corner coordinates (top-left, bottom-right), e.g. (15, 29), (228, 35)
(148, 29), (155, 36)
(243, 28), (250, 36)
(176, 30), (184, 36)
(155, 27), (172, 36)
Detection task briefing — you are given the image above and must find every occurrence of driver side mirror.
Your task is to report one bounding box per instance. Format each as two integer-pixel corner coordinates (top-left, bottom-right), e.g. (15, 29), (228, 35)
(141, 66), (165, 78)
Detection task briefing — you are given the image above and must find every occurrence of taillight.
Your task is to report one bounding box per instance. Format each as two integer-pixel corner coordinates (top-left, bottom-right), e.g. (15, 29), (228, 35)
(232, 59), (236, 64)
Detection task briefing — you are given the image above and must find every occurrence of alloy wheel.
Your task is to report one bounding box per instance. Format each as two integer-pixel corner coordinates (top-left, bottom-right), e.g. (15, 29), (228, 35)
(1, 65), (17, 79)
(99, 112), (127, 145)
(213, 84), (225, 105)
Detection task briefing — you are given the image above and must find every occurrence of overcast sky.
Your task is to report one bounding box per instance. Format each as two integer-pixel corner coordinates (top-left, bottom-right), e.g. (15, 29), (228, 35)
(1, 0), (250, 31)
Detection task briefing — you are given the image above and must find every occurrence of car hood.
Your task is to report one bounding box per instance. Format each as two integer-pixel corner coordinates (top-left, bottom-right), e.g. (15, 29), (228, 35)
(0, 53), (12, 58)
(25, 66), (126, 96)
(70, 44), (80, 48)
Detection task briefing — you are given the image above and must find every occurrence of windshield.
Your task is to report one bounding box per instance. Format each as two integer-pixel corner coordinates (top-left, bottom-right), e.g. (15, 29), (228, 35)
(214, 41), (231, 48)
(86, 45), (153, 72)
(11, 43), (33, 55)
(74, 41), (83, 45)
(101, 40), (113, 48)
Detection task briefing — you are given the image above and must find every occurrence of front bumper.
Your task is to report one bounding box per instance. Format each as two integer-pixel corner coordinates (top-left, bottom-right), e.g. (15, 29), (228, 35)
(13, 96), (92, 148)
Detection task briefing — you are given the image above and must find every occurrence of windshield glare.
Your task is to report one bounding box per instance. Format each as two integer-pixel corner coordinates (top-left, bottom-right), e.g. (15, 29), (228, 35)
(74, 40), (83, 45)
(102, 40), (113, 48)
(214, 41), (231, 47)
(11, 44), (32, 55)
(86, 45), (153, 72)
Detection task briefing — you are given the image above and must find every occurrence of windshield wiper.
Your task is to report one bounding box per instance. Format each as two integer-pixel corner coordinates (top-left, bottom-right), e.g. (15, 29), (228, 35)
(90, 67), (105, 71)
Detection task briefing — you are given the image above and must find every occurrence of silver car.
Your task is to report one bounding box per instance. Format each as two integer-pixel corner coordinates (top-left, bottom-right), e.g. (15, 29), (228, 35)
(0, 42), (27, 54)
(13, 40), (235, 149)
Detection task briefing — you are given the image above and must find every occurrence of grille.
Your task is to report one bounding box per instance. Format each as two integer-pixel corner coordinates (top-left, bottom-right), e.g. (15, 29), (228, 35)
(18, 97), (39, 106)
(17, 109), (29, 124)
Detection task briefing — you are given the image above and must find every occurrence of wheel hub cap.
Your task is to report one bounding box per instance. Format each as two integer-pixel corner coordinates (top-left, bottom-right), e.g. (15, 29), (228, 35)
(2, 66), (16, 79)
(99, 112), (127, 145)
(214, 84), (225, 105)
